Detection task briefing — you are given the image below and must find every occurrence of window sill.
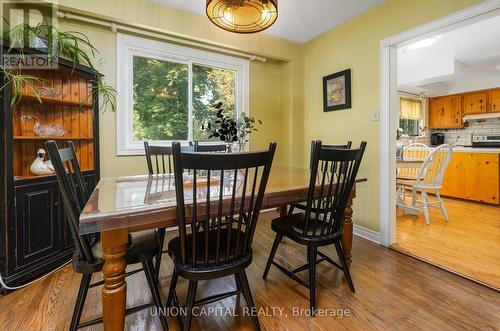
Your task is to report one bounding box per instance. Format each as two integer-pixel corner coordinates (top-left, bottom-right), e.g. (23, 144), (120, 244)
(117, 141), (192, 156)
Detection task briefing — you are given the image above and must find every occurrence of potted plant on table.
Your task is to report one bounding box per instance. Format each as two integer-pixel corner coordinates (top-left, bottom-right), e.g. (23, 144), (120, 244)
(202, 101), (262, 152)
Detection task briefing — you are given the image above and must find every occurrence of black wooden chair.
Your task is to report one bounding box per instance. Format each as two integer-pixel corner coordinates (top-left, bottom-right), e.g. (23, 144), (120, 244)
(144, 141), (195, 174)
(263, 140), (366, 314)
(167, 141), (276, 331)
(144, 141), (195, 278)
(193, 141), (226, 153)
(288, 141), (352, 215)
(46, 140), (168, 331)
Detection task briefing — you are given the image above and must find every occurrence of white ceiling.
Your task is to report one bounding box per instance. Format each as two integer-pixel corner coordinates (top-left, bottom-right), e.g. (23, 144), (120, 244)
(398, 14), (500, 96)
(149, 0), (384, 43)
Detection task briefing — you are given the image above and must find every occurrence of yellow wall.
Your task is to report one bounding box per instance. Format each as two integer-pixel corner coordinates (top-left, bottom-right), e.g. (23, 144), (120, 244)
(301, 0), (481, 231)
(57, 0), (303, 176)
(56, 0), (483, 232)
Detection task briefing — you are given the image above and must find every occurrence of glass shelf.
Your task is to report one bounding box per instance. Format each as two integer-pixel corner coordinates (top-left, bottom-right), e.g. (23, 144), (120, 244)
(13, 136), (94, 140)
(17, 94), (93, 107)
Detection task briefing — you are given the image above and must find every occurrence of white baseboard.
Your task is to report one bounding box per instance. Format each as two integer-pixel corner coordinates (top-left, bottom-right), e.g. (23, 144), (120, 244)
(353, 224), (381, 244)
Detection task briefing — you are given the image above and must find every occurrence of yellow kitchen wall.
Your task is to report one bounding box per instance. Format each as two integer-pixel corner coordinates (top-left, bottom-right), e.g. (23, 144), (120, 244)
(301, 0), (482, 232)
(56, 0), (303, 176)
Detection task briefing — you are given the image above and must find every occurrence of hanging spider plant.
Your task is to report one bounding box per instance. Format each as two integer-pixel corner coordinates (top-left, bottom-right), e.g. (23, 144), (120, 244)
(1, 20), (116, 111)
(1, 68), (46, 105)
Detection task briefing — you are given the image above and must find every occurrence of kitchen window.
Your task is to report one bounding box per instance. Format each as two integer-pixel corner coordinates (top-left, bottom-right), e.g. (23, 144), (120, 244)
(116, 34), (249, 155)
(399, 97), (424, 137)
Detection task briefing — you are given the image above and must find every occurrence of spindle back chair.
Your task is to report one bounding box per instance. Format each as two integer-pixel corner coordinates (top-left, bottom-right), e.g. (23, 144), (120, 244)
(143, 141), (195, 276)
(167, 141), (277, 331)
(46, 141), (92, 262)
(263, 140), (367, 314)
(144, 141), (195, 175)
(397, 144), (452, 224)
(398, 143), (432, 180)
(46, 140), (168, 331)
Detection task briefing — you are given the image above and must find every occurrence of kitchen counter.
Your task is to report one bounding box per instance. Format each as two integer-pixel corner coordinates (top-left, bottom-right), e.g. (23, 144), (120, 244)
(451, 146), (500, 154)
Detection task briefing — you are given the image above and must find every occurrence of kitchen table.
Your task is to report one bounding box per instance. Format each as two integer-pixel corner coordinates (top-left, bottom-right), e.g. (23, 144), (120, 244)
(80, 166), (367, 331)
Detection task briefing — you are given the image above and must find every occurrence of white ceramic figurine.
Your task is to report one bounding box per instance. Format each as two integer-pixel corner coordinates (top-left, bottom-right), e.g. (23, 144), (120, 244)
(30, 149), (55, 175)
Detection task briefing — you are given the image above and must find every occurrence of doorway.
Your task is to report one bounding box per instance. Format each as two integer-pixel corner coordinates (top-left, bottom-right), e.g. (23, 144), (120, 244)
(380, 0), (500, 290)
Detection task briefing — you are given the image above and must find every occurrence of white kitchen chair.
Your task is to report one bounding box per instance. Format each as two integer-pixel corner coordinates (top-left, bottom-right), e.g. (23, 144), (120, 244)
(397, 144), (453, 224)
(397, 143), (432, 180)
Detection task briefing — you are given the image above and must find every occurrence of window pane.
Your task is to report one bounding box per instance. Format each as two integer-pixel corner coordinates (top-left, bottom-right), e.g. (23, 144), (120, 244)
(400, 118), (421, 136)
(133, 56), (189, 141)
(192, 64), (237, 141)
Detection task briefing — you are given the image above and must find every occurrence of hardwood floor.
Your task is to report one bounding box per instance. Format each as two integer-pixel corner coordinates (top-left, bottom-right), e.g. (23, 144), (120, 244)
(394, 196), (500, 290)
(1, 210), (499, 330)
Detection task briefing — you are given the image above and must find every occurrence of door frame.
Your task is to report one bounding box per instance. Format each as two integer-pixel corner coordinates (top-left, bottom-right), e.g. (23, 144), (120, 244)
(379, 0), (500, 246)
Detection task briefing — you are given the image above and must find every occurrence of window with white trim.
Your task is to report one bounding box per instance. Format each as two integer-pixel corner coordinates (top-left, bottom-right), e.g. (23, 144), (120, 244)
(116, 34), (249, 155)
(399, 96), (425, 137)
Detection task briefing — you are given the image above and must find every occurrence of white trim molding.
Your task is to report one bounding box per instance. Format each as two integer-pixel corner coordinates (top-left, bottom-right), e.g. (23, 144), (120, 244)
(379, 0), (500, 247)
(116, 33), (250, 155)
(353, 224), (381, 245)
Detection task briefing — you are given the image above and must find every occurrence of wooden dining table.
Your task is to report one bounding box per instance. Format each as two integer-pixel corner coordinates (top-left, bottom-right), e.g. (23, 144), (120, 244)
(80, 166), (367, 331)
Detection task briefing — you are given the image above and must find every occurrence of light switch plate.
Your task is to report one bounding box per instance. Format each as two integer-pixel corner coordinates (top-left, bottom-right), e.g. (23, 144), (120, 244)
(372, 111), (380, 121)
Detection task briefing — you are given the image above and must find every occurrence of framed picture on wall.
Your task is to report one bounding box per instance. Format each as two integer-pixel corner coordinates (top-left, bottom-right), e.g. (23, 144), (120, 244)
(323, 69), (351, 112)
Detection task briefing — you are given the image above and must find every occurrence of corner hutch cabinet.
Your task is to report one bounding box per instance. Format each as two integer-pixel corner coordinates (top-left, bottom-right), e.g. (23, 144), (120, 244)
(0, 47), (100, 291)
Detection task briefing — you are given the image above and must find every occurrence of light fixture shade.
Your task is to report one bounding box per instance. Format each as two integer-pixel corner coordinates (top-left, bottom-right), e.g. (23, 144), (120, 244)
(206, 0), (278, 34)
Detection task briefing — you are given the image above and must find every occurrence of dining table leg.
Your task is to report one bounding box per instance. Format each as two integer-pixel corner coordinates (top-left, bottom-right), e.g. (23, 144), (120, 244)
(342, 188), (356, 266)
(101, 228), (129, 331)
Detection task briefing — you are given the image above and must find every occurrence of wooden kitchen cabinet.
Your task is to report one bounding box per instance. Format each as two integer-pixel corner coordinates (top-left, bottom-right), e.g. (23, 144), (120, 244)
(463, 91), (487, 114)
(427, 87), (500, 127)
(440, 153), (499, 204)
(428, 95), (463, 129)
(488, 89), (500, 113)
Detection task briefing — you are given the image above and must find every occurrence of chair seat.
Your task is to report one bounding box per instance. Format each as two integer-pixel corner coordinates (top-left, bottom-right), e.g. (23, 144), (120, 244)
(271, 213), (342, 246)
(397, 179), (441, 190)
(396, 178), (417, 188)
(92, 230), (159, 264)
(168, 228), (252, 279)
(396, 175), (419, 181)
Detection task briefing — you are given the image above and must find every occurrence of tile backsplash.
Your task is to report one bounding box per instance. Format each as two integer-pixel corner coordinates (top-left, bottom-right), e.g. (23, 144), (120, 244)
(430, 120), (500, 146)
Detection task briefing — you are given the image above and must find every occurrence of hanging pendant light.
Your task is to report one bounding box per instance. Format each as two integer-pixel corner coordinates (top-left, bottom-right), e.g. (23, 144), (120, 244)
(206, 0), (278, 34)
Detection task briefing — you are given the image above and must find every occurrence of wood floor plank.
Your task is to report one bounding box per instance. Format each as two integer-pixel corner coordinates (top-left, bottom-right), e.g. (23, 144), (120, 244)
(394, 196), (500, 290)
(1, 210), (499, 330)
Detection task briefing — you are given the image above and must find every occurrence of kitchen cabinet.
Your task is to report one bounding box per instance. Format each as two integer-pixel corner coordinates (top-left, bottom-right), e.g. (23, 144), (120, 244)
(428, 88), (500, 128)
(440, 153), (499, 204)
(488, 89), (500, 113)
(463, 91), (487, 114)
(428, 95), (463, 129)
